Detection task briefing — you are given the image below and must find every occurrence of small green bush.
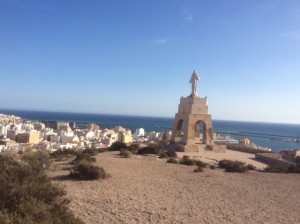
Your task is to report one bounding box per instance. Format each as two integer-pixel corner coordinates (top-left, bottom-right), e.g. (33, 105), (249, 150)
(0, 154), (84, 224)
(166, 150), (177, 158)
(83, 147), (98, 156)
(218, 159), (232, 169)
(119, 150), (132, 158)
(209, 164), (216, 170)
(98, 148), (108, 153)
(159, 152), (169, 158)
(247, 164), (256, 170)
(137, 144), (164, 155)
(194, 166), (204, 172)
(195, 160), (207, 168)
(218, 159), (248, 173)
(50, 149), (78, 161)
(70, 160), (109, 180)
(71, 153), (96, 165)
(127, 144), (139, 154)
(22, 150), (51, 171)
(167, 158), (178, 164)
(225, 163), (248, 173)
(109, 142), (128, 151)
(179, 156), (196, 166)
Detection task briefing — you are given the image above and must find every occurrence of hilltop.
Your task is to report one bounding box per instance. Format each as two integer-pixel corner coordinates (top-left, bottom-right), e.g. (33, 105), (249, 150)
(49, 151), (300, 224)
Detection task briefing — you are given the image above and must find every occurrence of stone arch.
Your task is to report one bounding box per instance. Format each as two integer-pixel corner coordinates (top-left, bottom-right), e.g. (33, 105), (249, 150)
(174, 119), (185, 142)
(195, 120), (207, 144)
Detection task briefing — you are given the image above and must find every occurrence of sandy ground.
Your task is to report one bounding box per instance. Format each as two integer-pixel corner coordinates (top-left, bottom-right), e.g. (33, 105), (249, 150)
(49, 151), (300, 224)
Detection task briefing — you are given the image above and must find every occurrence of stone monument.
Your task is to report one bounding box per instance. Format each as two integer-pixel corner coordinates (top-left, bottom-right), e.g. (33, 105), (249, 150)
(169, 70), (226, 153)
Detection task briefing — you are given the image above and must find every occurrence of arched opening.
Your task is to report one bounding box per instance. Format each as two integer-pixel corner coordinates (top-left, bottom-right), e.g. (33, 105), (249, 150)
(174, 119), (185, 143)
(195, 120), (206, 144)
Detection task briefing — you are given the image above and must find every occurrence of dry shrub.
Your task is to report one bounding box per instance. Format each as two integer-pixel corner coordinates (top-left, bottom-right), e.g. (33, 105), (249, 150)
(0, 154), (83, 224)
(70, 160), (109, 180)
(194, 166), (204, 172)
(167, 158), (178, 164)
(119, 150), (132, 158)
(179, 156), (196, 166)
(219, 159), (248, 173)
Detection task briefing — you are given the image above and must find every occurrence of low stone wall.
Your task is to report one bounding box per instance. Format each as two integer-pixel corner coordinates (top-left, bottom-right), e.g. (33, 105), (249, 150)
(255, 153), (295, 167)
(167, 143), (226, 153)
(225, 143), (271, 154)
(210, 144), (226, 153)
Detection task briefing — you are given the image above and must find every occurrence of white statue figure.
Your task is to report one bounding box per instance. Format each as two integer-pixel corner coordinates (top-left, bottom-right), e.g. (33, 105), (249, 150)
(189, 70), (200, 96)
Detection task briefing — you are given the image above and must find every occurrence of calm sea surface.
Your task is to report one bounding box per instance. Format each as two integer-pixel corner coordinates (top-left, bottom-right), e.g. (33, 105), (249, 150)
(1, 109), (300, 152)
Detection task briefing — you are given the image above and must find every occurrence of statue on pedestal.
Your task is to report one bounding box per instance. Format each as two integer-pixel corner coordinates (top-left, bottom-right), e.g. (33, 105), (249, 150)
(189, 70), (200, 96)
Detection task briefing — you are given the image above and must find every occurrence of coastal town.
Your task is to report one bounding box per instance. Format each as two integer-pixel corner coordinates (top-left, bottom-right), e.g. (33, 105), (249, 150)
(0, 113), (172, 153)
(1, 111), (299, 168)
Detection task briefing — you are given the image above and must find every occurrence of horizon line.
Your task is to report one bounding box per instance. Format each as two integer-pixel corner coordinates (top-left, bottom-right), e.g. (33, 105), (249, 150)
(0, 108), (300, 126)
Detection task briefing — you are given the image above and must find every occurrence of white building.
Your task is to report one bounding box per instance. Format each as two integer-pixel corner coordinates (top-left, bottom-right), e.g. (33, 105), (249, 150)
(85, 130), (95, 140)
(0, 124), (9, 135)
(149, 131), (160, 141)
(50, 135), (60, 143)
(133, 128), (145, 141)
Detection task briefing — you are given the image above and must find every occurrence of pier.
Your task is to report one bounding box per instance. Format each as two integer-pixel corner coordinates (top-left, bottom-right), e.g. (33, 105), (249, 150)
(216, 131), (300, 143)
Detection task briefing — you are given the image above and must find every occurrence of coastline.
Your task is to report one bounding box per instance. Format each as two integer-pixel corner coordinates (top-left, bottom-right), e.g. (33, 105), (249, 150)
(1, 109), (300, 152)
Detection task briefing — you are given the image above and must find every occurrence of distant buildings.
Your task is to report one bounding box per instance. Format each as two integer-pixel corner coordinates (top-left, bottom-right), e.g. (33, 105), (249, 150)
(0, 113), (169, 153)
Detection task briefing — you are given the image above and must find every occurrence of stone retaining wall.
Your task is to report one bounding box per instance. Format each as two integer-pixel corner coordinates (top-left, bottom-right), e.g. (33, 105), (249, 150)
(255, 153), (295, 167)
(225, 143), (271, 154)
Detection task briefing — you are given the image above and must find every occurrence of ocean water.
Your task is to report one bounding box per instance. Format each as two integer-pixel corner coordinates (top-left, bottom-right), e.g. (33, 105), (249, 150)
(1, 109), (299, 152)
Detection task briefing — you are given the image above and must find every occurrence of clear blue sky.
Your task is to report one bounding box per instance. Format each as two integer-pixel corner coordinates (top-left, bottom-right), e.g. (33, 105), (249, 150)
(0, 0), (299, 124)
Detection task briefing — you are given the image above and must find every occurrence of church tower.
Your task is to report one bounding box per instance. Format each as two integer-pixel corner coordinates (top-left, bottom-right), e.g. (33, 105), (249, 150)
(170, 70), (225, 152)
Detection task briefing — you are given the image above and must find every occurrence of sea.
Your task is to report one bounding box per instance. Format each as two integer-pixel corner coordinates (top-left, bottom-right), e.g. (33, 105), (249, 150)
(1, 109), (300, 153)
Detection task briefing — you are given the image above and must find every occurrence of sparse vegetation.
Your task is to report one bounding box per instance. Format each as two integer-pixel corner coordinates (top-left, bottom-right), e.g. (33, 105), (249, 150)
(22, 150), (51, 170)
(50, 148), (78, 161)
(119, 149), (132, 158)
(0, 153), (84, 224)
(179, 156), (196, 166)
(167, 157), (178, 164)
(158, 152), (169, 158)
(195, 160), (207, 168)
(194, 166), (204, 172)
(209, 164), (216, 170)
(127, 144), (139, 154)
(83, 147), (98, 156)
(218, 159), (232, 169)
(98, 148), (108, 153)
(109, 141), (128, 151)
(70, 159), (109, 180)
(137, 144), (164, 155)
(71, 153), (96, 165)
(264, 163), (300, 173)
(218, 159), (248, 173)
(247, 164), (256, 170)
(166, 150), (177, 158)
(179, 156), (207, 168)
(68, 151), (110, 180)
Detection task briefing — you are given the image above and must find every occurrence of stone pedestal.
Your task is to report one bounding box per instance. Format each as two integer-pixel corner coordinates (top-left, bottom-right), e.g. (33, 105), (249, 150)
(169, 70), (226, 153)
(171, 95), (214, 145)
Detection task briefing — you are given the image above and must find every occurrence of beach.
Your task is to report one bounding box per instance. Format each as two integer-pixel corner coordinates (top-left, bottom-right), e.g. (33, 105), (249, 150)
(49, 150), (300, 224)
